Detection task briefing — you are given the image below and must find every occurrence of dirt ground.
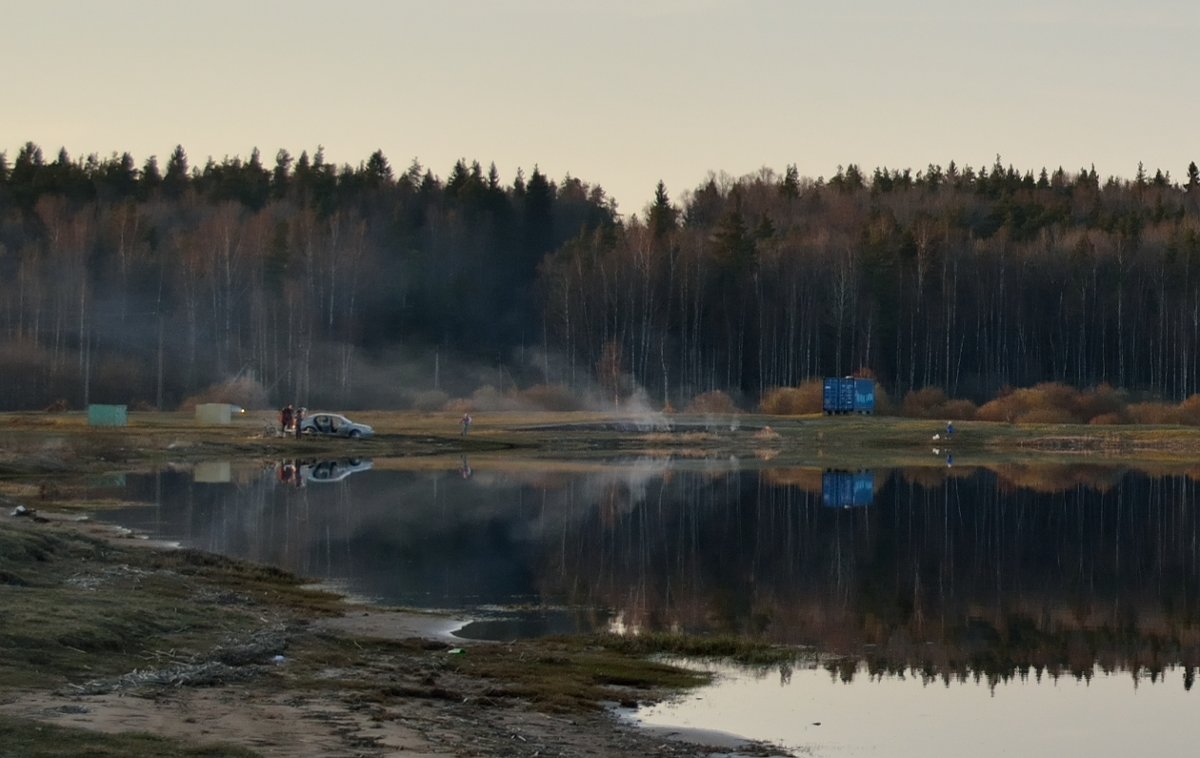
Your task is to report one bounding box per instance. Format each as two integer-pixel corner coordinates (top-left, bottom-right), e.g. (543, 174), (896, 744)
(0, 514), (784, 758)
(0, 609), (773, 757)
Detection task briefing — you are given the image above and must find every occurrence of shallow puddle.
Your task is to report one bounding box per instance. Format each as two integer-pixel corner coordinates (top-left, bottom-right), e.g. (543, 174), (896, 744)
(633, 660), (1198, 757)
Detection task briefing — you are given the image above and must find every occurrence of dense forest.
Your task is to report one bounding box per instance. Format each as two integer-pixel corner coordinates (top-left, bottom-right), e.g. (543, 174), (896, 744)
(1, 141), (1199, 411)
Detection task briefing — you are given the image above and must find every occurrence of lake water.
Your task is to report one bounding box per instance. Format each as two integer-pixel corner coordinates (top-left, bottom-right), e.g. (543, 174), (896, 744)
(100, 457), (1200, 756)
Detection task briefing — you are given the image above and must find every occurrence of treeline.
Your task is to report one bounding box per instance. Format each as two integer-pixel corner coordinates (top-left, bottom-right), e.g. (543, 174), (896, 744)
(545, 160), (1200, 406)
(1, 142), (1199, 410)
(0, 143), (615, 409)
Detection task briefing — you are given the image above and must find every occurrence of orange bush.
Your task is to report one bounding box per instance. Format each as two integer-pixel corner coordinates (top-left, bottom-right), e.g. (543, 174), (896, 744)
(1178, 394), (1200, 425)
(1128, 402), (1182, 425)
(901, 387), (949, 418)
(941, 399), (978, 420)
(1074, 383), (1127, 421)
(759, 380), (824, 415)
(978, 383), (1084, 423)
(900, 387), (975, 419)
(685, 390), (740, 414)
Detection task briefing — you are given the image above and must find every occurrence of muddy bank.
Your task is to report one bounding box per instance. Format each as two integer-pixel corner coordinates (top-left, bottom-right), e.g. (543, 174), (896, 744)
(0, 508), (785, 757)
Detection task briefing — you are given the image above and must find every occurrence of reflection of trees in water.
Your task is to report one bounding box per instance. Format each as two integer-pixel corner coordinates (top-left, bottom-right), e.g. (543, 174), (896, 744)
(116, 463), (1200, 685)
(542, 468), (1200, 685)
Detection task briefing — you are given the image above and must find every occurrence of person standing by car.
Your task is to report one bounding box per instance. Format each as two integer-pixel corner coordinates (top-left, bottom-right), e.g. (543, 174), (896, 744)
(295, 407), (305, 438)
(280, 404), (294, 435)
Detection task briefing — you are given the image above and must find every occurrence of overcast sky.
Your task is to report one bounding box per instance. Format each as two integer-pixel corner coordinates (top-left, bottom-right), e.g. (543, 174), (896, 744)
(3, 0), (1197, 215)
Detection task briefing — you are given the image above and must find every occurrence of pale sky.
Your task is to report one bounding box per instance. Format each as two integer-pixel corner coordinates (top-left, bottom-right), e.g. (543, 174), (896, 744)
(3, 0), (1197, 216)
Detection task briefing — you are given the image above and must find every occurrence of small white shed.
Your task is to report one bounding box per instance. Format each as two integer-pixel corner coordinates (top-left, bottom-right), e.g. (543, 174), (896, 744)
(195, 403), (243, 424)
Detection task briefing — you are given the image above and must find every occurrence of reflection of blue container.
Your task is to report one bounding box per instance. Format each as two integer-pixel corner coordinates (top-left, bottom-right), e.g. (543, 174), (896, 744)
(822, 470), (875, 508)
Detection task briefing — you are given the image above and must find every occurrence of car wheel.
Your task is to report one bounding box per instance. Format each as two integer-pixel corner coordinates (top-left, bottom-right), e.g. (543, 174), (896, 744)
(349, 429), (361, 438)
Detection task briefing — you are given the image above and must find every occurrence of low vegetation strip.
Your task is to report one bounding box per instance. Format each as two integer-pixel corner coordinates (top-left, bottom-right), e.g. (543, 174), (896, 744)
(0, 715), (260, 758)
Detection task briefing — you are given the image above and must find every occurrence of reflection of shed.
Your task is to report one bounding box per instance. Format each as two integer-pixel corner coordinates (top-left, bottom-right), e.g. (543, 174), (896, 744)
(194, 461), (232, 483)
(87, 404), (128, 427)
(195, 403), (239, 424)
(822, 470), (875, 508)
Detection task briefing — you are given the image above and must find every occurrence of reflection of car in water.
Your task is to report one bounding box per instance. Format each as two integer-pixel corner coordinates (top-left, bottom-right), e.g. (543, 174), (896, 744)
(302, 458), (373, 483)
(277, 459), (373, 486)
(298, 413), (374, 439)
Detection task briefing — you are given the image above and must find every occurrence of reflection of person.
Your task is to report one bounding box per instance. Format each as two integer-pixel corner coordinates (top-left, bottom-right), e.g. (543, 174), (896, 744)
(461, 413), (472, 437)
(460, 456), (472, 479)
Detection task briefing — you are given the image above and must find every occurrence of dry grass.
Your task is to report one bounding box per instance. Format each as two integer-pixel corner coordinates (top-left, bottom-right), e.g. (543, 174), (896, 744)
(0, 715), (259, 758)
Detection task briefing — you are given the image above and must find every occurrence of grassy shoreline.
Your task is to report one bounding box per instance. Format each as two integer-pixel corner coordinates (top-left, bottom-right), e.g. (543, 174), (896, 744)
(6, 409), (1200, 473)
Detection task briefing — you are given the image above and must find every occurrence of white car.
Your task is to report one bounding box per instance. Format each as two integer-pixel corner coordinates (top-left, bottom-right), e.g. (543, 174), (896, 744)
(298, 412), (374, 439)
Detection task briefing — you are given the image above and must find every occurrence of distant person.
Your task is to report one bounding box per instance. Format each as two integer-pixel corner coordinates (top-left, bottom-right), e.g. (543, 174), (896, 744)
(461, 413), (472, 437)
(295, 407), (305, 439)
(280, 404), (294, 435)
(946, 421), (955, 438)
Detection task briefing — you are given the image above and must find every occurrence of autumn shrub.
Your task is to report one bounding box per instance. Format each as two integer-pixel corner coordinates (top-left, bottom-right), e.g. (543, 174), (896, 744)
(1074, 384), (1127, 422)
(901, 387), (948, 418)
(900, 387), (975, 419)
(978, 383), (1081, 423)
(685, 390), (740, 414)
(179, 375), (269, 411)
(759, 380), (823, 415)
(1178, 394), (1200, 425)
(1030, 382), (1082, 416)
(1088, 412), (1126, 425)
(942, 399), (978, 420)
(1128, 402), (1183, 425)
(873, 384), (896, 415)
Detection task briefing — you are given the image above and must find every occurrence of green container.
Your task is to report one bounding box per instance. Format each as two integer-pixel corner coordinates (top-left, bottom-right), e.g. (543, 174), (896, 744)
(87, 404), (128, 427)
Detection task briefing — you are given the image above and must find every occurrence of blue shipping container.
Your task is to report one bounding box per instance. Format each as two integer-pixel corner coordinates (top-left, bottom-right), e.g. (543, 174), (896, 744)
(822, 378), (839, 414)
(823, 378), (875, 414)
(853, 379), (876, 414)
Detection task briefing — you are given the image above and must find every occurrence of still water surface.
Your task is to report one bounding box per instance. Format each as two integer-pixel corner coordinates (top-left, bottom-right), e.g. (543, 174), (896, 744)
(101, 457), (1200, 756)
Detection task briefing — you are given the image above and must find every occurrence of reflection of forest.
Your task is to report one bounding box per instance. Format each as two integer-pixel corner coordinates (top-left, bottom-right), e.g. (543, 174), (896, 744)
(115, 462), (1200, 688)
(543, 466), (1200, 687)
